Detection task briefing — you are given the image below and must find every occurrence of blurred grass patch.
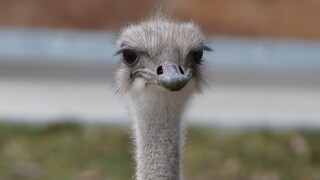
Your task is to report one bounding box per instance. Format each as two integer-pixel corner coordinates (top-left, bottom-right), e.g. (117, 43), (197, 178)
(0, 122), (319, 180)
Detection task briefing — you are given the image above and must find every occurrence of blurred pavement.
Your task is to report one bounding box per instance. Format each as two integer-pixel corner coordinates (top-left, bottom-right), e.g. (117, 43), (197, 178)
(1, 61), (319, 128)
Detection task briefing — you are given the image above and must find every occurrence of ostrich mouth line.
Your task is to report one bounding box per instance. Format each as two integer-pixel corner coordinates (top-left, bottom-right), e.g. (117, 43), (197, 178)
(132, 68), (193, 91)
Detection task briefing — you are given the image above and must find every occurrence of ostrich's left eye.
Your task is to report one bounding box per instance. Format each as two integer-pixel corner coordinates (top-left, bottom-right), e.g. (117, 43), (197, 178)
(122, 50), (138, 65)
(191, 50), (203, 64)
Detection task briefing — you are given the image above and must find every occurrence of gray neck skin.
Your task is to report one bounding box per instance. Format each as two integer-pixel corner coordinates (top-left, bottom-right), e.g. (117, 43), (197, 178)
(131, 98), (185, 180)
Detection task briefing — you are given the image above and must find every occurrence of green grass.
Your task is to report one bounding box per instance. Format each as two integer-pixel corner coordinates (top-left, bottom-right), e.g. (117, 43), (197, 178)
(0, 122), (319, 180)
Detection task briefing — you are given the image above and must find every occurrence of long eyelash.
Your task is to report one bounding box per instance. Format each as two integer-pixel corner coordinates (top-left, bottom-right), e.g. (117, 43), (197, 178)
(115, 48), (149, 58)
(114, 49), (124, 56)
(202, 45), (213, 52)
(114, 48), (136, 56)
(190, 45), (213, 53)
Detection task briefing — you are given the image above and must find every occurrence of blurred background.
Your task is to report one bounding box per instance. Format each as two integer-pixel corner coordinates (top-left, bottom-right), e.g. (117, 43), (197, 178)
(0, 0), (319, 179)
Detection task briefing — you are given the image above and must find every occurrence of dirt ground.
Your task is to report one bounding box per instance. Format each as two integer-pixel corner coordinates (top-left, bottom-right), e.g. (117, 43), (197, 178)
(0, 0), (319, 39)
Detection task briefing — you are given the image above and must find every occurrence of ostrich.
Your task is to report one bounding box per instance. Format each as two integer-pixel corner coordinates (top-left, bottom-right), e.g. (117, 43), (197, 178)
(115, 12), (211, 180)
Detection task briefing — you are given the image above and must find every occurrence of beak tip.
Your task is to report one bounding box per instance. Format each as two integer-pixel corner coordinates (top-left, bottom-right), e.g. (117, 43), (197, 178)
(160, 78), (189, 91)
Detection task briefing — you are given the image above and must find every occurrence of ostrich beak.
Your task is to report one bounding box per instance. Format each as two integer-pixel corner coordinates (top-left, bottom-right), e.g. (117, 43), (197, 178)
(157, 63), (191, 91)
(132, 63), (192, 91)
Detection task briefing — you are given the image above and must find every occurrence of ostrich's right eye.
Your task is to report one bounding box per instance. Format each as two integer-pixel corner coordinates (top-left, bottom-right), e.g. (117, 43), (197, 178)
(191, 50), (203, 64)
(122, 50), (138, 65)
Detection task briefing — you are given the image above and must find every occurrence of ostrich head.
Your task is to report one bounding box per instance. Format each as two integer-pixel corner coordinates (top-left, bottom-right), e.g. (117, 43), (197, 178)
(115, 15), (211, 101)
(114, 13), (211, 180)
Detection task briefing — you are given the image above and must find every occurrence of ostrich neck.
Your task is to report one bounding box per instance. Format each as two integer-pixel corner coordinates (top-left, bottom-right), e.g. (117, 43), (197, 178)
(130, 95), (187, 180)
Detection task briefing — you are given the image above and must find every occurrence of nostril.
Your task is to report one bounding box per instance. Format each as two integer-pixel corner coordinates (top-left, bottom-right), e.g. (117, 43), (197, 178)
(178, 65), (184, 74)
(157, 66), (163, 75)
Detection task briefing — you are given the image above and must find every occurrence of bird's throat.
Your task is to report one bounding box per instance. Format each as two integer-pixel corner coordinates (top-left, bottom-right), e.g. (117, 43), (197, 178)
(131, 99), (185, 180)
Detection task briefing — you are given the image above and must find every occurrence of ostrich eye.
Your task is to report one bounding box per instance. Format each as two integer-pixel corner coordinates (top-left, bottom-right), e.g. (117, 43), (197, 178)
(192, 50), (203, 64)
(122, 50), (138, 65)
